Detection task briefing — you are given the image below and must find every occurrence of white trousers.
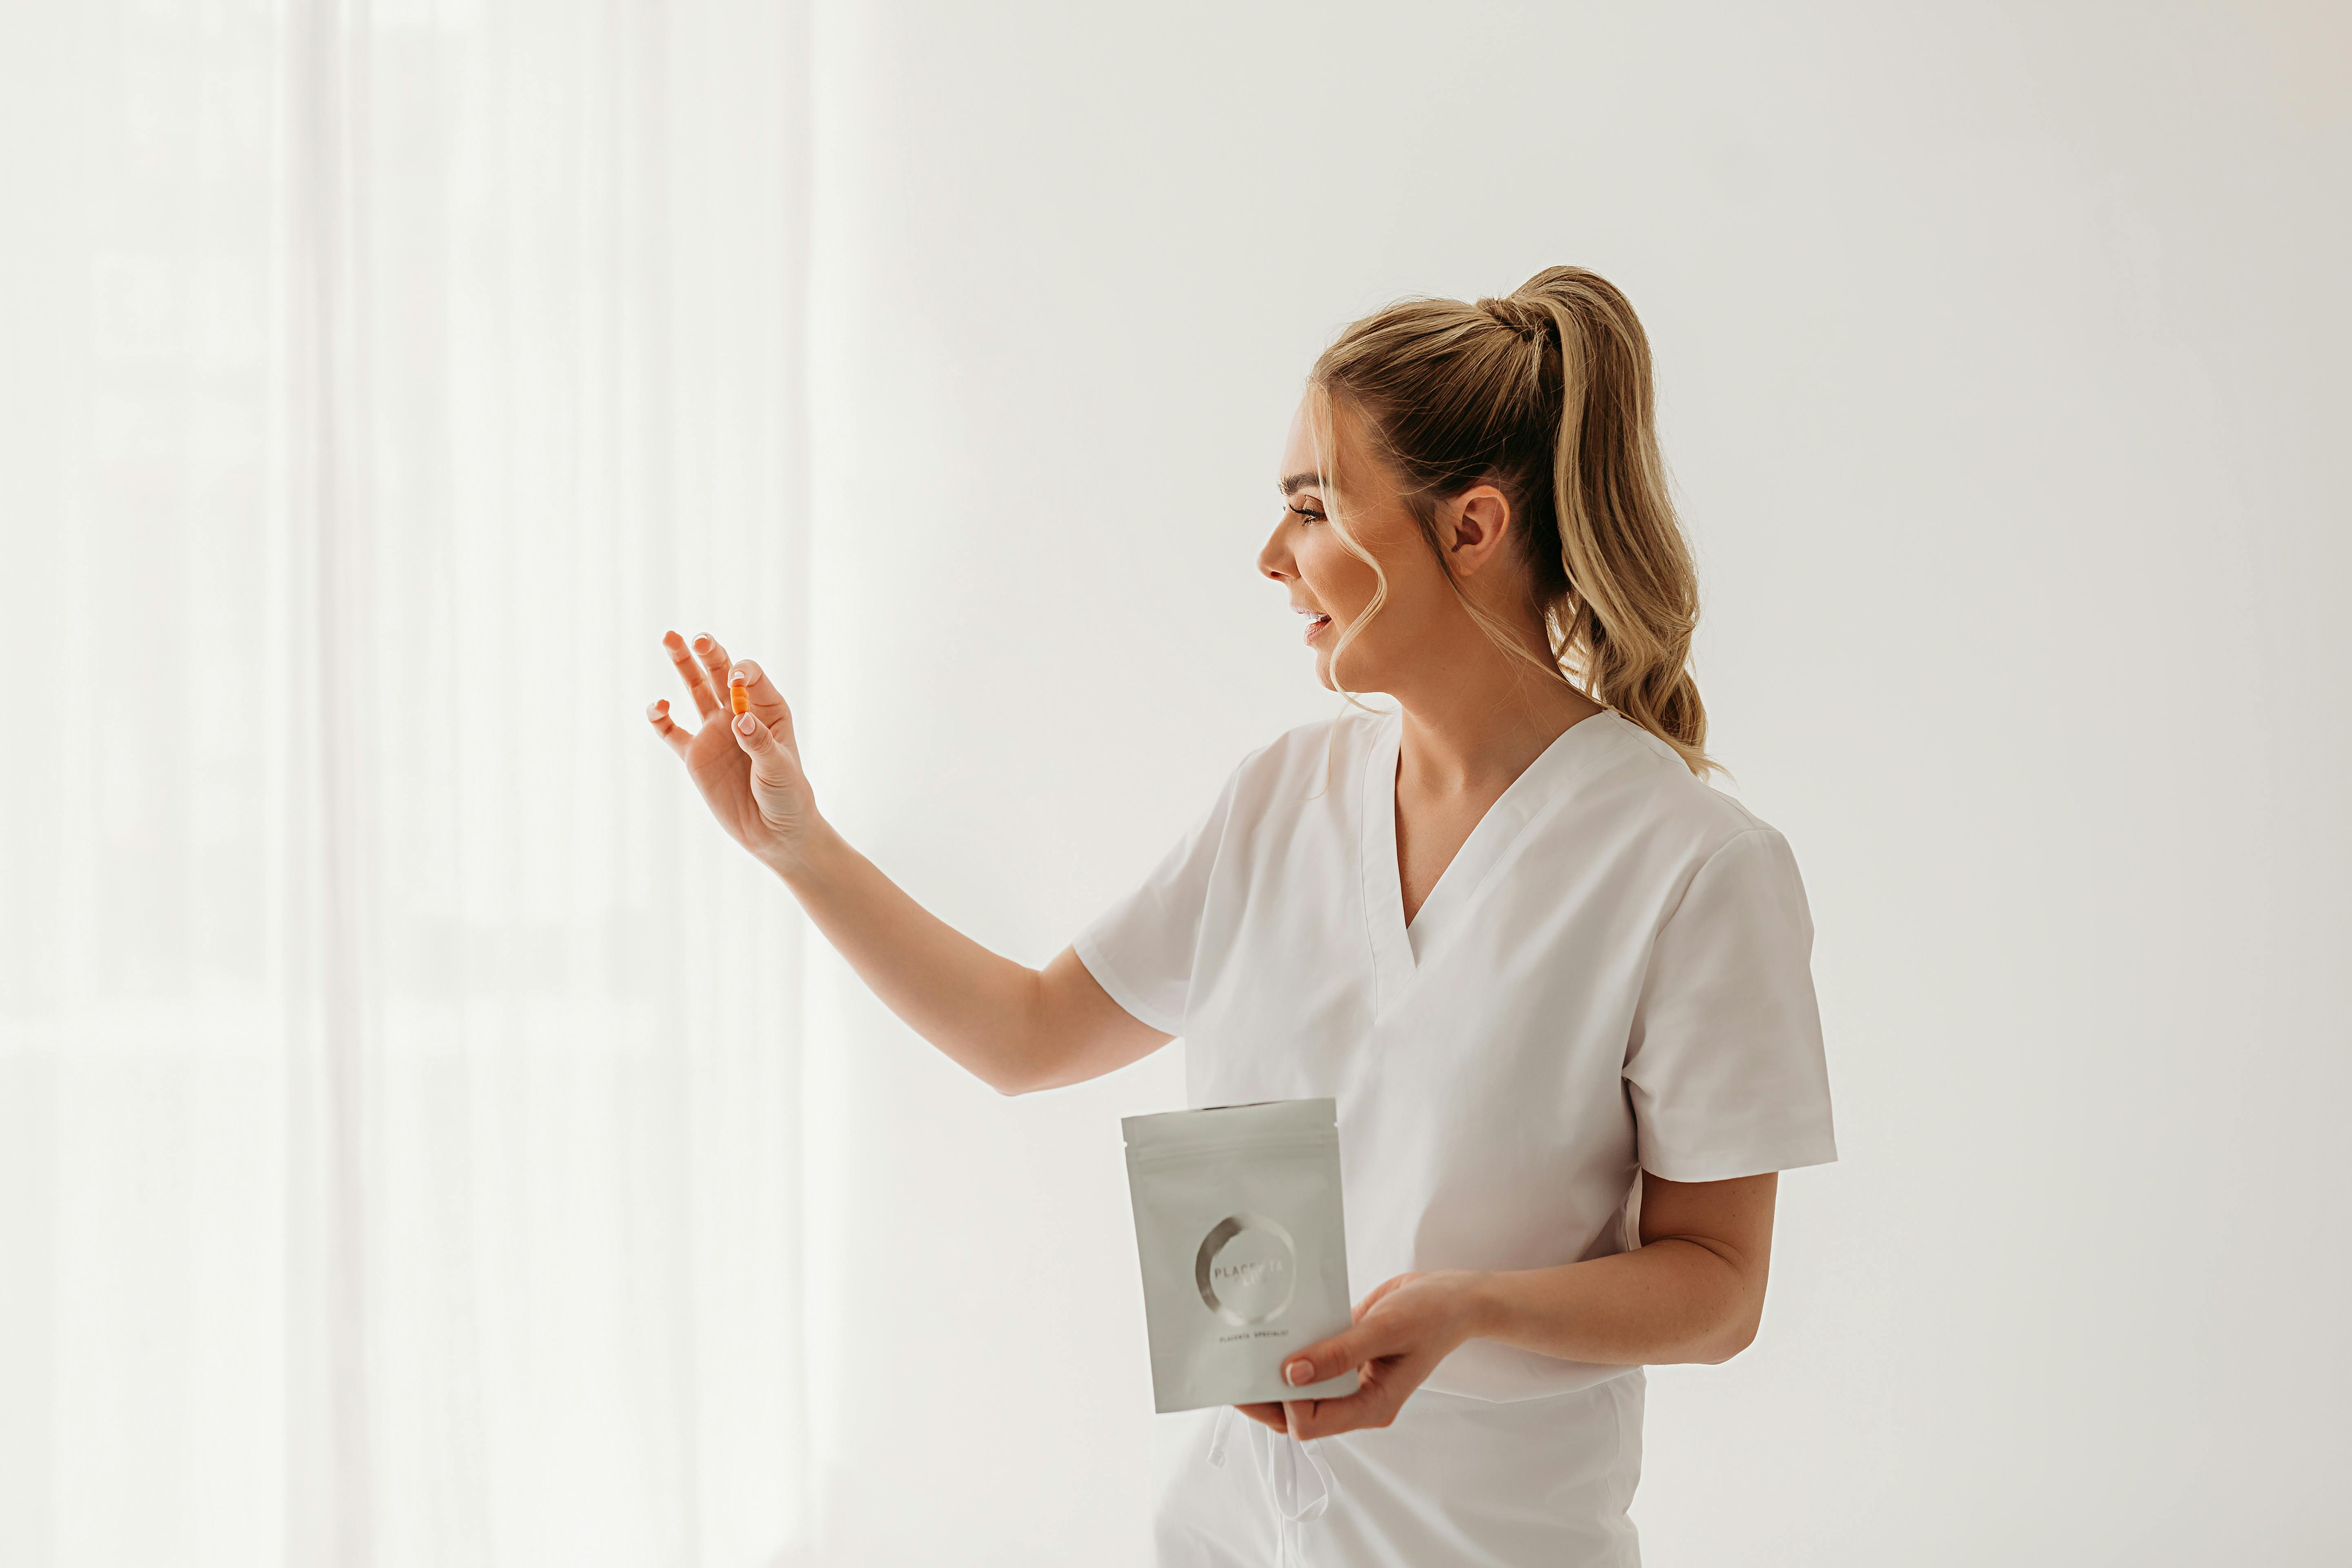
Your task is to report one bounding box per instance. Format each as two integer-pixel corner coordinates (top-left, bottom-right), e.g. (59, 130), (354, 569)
(1151, 1371), (1644, 1567)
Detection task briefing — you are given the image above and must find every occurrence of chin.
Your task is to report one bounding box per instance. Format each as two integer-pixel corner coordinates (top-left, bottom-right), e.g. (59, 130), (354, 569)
(1314, 649), (1383, 695)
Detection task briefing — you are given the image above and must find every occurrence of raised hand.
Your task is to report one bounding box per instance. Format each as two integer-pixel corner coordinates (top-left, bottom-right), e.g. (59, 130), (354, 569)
(647, 629), (817, 871)
(642, 628), (1174, 1100)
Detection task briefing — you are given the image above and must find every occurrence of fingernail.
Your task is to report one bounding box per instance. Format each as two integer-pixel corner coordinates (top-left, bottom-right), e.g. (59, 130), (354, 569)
(646, 701), (664, 719)
(736, 660), (760, 682)
(734, 714), (755, 734)
(693, 635), (712, 652)
(1285, 1361), (1313, 1387)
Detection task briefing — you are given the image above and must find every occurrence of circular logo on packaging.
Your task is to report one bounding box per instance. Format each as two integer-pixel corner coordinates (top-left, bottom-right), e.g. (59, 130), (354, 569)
(1194, 1213), (1297, 1326)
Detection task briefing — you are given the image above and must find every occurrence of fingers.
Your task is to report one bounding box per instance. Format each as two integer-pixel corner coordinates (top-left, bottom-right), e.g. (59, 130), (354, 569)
(693, 632), (735, 713)
(1286, 1345), (1422, 1439)
(664, 630), (722, 720)
(1285, 1379), (1403, 1441)
(1234, 1402), (1288, 1434)
(646, 698), (692, 757)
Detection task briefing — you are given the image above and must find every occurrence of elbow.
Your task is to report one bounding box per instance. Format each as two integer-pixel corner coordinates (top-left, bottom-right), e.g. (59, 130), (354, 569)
(989, 973), (1059, 1097)
(988, 1051), (1065, 1097)
(1699, 1309), (1763, 1365)
(1656, 1236), (1767, 1365)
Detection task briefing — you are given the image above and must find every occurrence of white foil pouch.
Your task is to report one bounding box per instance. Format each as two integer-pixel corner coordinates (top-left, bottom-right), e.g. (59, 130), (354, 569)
(1122, 1098), (1359, 1413)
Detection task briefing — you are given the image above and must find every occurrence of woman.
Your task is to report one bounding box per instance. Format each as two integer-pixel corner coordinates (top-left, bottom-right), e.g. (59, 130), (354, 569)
(647, 266), (1837, 1566)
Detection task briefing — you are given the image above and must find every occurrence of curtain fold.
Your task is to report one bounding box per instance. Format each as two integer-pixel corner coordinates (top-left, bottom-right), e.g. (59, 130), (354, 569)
(0, 3), (813, 1564)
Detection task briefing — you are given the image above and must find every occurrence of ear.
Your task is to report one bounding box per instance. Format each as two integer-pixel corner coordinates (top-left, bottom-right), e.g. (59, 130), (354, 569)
(1441, 484), (1516, 580)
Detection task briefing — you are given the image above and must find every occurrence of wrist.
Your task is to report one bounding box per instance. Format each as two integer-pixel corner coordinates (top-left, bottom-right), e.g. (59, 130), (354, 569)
(1442, 1268), (1508, 1347)
(765, 815), (846, 887)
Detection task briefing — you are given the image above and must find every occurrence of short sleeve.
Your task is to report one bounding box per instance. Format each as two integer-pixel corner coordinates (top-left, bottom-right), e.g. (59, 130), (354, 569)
(1623, 827), (1838, 1183)
(1071, 770), (1239, 1038)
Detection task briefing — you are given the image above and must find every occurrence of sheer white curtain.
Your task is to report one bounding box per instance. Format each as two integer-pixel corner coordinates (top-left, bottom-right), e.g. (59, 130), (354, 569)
(0, 3), (811, 1564)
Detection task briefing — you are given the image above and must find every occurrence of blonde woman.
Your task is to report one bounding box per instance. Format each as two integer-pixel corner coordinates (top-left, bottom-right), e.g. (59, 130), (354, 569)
(649, 267), (1837, 1566)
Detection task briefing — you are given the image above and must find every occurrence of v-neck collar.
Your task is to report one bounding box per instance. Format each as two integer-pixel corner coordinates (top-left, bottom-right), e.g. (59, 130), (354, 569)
(1357, 706), (1633, 1013)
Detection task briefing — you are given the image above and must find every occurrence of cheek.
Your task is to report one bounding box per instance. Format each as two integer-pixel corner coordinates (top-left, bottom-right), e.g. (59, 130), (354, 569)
(1297, 531), (1379, 615)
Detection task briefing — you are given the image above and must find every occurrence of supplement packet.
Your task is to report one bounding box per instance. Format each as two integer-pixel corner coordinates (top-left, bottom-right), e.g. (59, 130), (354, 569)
(1121, 1097), (1359, 1413)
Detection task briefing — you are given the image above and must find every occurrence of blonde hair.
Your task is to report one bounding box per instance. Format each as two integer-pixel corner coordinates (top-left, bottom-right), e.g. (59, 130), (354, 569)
(1307, 265), (1714, 775)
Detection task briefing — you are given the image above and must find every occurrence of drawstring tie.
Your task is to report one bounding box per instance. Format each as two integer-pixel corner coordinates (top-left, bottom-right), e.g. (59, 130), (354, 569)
(1205, 1405), (1336, 1566)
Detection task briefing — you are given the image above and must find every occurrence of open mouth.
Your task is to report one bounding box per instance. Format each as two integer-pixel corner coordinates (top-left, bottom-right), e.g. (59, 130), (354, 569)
(1295, 606), (1334, 642)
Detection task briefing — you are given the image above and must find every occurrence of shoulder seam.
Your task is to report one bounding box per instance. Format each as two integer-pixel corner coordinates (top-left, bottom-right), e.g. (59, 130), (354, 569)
(1653, 826), (1784, 934)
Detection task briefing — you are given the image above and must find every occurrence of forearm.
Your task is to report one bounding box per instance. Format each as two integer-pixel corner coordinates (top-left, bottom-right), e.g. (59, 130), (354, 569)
(772, 818), (1049, 1093)
(1461, 1235), (1766, 1368)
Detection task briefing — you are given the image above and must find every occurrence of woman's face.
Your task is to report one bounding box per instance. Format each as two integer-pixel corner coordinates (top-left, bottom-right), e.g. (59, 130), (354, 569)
(1259, 393), (1481, 696)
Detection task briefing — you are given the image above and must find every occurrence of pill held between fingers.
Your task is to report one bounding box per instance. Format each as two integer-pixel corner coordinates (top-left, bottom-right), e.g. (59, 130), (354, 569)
(728, 678), (750, 716)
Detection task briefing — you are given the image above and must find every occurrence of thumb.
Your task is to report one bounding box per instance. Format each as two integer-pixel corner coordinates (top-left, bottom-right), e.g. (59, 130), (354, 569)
(730, 710), (805, 793)
(1281, 1321), (1394, 1389)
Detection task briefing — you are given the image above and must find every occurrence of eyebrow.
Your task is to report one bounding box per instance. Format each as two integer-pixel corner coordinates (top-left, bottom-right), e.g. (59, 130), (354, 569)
(1277, 471), (1325, 497)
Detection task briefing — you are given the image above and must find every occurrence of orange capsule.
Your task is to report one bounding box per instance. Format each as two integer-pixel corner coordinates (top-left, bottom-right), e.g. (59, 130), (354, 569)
(728, 676), (750, 716)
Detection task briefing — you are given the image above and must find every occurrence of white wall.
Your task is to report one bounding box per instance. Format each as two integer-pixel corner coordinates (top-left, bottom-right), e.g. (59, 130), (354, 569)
(795, 3), (2350, 1563)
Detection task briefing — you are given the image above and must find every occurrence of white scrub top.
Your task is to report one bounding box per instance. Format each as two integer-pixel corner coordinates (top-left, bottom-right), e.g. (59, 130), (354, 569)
(1078, 705), (1838, 1566)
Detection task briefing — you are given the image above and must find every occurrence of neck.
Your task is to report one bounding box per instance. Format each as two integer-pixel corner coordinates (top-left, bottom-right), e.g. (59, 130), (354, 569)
(1388, 625), (1602, 798)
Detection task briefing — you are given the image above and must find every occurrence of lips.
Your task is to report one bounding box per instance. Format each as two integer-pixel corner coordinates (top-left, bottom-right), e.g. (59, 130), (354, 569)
(1293, 605), (1333, 643)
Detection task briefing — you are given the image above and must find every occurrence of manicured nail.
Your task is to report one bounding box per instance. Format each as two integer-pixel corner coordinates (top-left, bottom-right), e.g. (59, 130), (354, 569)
(736, 660), (760, 682)
(1285, 1361), (1313, 1386)
(734, 714), (755, 734)
(646, 702), (664, 719)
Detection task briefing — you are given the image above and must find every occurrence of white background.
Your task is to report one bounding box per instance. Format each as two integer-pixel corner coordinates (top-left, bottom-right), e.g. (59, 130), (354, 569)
(3, 2), (2346, 1565)
(1, 3), (813, 1564)
(796, 2), (2348, 1563)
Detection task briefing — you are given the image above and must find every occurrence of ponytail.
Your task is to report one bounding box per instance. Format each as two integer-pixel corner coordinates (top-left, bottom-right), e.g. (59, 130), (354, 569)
(1311, 266), (1713, 775)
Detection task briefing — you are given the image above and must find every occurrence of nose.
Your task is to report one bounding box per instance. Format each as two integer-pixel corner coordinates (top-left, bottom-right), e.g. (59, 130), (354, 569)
(1257, 518), (1294, 583)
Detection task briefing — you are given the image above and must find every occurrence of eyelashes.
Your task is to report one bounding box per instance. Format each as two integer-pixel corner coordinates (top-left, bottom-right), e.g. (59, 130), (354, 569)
(1287, 503), (1326, 526)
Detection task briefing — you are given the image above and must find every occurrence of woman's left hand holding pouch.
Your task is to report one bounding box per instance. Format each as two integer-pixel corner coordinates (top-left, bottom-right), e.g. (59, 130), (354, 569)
(1234, 1269), (1483, 1441)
